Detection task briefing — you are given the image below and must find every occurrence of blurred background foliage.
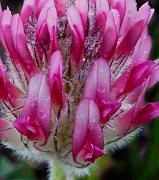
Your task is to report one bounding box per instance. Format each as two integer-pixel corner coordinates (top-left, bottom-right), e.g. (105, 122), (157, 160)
(0, 0), (159, 179)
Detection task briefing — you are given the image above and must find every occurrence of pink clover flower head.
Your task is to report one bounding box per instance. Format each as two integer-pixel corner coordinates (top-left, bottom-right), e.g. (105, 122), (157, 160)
(0, 0), (159, 174)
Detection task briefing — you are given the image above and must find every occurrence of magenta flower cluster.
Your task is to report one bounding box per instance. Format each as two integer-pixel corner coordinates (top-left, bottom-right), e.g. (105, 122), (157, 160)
(0, 0), (159, 169)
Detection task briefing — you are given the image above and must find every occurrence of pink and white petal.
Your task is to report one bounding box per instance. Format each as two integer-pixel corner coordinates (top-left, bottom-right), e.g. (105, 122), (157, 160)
(112, 82), (148, 136)
(0, 58), (20, 106)
(148, 65), (159, 88)
(100, 11), (117, 60)
(1, 10), (17, 60)
(72, 99), (104, 163)
(11, 14), (37, 75)
(37, 74), (52, 142)
(96, 58), (111, 102)
(20, 0), (35, 23)
(35, 0), (47, 17)
(111, 9), (120, 35)
(95, 0), (109, 29)
(114, 107), (134, 136)
(13, 73), (51, 144)
(117, 3), (151, 55)
(119, 0), (137, 38)
(112, 60), (155, 99)
(100, 100), (121, 124)
(133, 2), (150, 26)
(67, 6), (84, 67)
(133, 80), (149, 115)
(124, 84), (143, 104)
(113, 81), (148, 135)
(23, 73), (43, 115)
(54, 0), (66, 16)
(84, 58), (111, 102)
(133, 103), (159, 126)
(36, 0), (55, 42)
(83, 61), (98, 99)
(75, 0), (88, 30)
(117, 21), (145, 55)
(123, 61), (156, 94)
(47, 7), (58, 53)
(111, 0), (126, 22)
(88, 100), (104, 150)
(36, 21), (50, 44)
(131, 31), (152, 66)
(49, 51), (63, 107)
(112, 68), (131, 99)
(72, 99), (89, 162)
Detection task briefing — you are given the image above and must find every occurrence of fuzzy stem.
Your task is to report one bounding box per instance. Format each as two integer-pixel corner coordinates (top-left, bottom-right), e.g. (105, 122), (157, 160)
(49, 160), (74, 180)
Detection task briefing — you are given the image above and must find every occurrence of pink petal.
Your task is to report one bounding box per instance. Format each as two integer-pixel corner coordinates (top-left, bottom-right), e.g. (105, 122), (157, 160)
(83, 58), (119, 124)
(115, 81), (148, 135)
(0, 58), (20, 106)
(111, 9), (120, 35)
(54, 0), (66, 16)
(133, 2), (151, 26)
(1, 10), (17, 60)
(74, 0), (88, 30)
(36, 21), (49, 44)
(96, 0), (109, 13)
(99, 100), (121, 124)
(20, 0), (35, 23)
(11, 14), (37, 75)
(115, 107), (134, 136)
(67, 6), (84, 67)
(111, 0), (126, 22)
(117, 3), (151, 55)
(133, 103), (159, 126)
(119, 0), (137, 37)
(124, 84), (143, 104)
(100, 11), (117, 60)
(0, 5), (7, 51)
(72, 99), (104, 163)
(117, 21), (145, 55)
(49, 50), (64, 107)
(131, 31), (152, 66)
(112, 61), (156, 98)
(123, 61), (156, 94)
(47, 7), (58, 53)
(35, 0), (47, 17)
(84, 58), (110, 102)
(148, 65), (159, 88)
(112, 68), (130, 99)
(95, 0), (109, 30)
(36, 0), (55, 43)
(13, 73), (51, 144)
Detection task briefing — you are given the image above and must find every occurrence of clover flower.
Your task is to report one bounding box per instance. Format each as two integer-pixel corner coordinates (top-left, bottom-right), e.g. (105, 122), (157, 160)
(0, 0), (159, 178)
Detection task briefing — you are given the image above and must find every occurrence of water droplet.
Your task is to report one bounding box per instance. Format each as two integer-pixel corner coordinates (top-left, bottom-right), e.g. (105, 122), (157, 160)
(7, 93), (11, 98)
(38, 111), (47, 119)
(90, 118), (95, 123)
(97, 87), (105, 93)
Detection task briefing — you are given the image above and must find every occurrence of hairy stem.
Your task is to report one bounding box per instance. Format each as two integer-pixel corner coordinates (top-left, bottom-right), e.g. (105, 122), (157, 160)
(49, 160), (74, 180)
